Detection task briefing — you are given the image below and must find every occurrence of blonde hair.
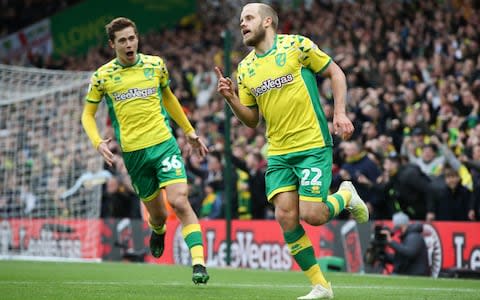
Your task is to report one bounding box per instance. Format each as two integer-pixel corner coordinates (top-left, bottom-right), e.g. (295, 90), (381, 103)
(248, 3), (278, 30)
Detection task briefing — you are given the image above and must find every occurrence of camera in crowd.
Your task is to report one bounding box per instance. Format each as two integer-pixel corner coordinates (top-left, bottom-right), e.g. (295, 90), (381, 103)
(364, 224), (391, 267)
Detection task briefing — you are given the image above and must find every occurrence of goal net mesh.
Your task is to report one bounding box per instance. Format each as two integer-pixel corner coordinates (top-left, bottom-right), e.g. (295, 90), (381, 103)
(0, 64), (106, 261)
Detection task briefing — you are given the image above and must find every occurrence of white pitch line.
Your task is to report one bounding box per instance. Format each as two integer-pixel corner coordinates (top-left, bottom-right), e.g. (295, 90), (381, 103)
(0, 281), (478, 293)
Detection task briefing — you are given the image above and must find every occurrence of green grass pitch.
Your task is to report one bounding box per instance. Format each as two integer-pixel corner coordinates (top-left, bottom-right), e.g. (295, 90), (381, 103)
(0, 261), (479, 299)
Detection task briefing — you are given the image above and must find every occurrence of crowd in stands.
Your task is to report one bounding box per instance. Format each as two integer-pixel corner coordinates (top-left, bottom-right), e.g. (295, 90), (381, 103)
(2, 0), (479, 222)
(0, 0), (81, 38)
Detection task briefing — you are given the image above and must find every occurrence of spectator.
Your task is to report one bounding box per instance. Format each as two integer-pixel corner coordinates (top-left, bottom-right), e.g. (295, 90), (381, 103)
(404, 139), (445, 178)
(102, 175), (141, 219)
(376, 154), (432, 220)
(232, 150), (271, 220)
(199, 182), (222, 219)
(428, 166), (476, 221)
(333, 141), (381, 218)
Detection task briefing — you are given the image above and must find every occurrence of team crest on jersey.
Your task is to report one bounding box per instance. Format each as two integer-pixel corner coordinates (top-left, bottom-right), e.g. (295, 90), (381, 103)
(275, 53), (286, 67)
(144, 68), (154, 80)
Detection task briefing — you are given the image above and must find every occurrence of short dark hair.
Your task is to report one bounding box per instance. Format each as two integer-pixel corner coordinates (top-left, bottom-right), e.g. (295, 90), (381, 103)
(105, 17), (138, 42)
(443, 165), (458, 177)
(385, 152), (401, 164)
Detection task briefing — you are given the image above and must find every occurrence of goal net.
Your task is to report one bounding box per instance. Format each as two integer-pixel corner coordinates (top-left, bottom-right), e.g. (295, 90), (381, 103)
(0, 64), (107, 261)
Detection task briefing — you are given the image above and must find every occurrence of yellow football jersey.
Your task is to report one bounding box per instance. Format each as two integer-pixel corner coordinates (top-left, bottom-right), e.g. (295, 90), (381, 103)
(237, 34), (333, 156)
(86, 53), (172, 152)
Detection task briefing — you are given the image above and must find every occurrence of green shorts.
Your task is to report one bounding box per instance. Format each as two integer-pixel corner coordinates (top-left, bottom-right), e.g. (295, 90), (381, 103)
(265, 147), (332, 203)
(122, 137), (187, 201)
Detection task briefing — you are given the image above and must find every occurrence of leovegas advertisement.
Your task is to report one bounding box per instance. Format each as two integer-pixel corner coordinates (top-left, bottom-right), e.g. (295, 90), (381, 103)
(1, 218), (478, 274)
(430, 222), (480, 270)
(147, 220), (293, 269)
(141, 220), (479, 275)
(0, 218), (102, 259)
(146, 220), (369, 271)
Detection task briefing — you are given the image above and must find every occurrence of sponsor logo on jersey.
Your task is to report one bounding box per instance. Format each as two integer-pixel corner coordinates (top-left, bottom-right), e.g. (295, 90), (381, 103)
(251, 74), (294, 97)
(112, 87), (157, 101)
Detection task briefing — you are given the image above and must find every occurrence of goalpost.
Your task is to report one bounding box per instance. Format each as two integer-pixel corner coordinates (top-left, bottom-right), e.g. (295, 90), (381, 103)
(0, 64), (107, 261)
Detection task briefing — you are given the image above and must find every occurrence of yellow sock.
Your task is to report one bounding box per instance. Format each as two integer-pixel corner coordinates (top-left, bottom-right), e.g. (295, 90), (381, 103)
(325, 190), (351, 220)
(182, 224), (205, 266)
(190, 245), (205, 266)
(284, 224), (329, 288)
(305, 264), (329, 287)
(336, 189), (352, 207)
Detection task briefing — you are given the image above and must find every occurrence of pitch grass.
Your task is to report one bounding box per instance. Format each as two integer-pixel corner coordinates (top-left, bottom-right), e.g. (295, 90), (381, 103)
(0, 261), (479, 300)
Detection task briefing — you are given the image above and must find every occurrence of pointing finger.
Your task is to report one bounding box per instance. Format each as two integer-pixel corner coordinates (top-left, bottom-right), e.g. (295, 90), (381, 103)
(214, 67), (224, 79)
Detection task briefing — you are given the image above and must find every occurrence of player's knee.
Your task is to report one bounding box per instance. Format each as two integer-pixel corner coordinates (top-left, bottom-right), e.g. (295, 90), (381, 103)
(168, 189), (189, 213)
(301, 209), (329, 226)
(148, 206), (168, 224)
(150, 211), (167, 223)
(275, 207), (298, 230)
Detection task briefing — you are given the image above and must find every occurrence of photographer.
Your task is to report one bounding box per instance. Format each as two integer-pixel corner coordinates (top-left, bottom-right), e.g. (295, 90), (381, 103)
(380, 212), (430, 276)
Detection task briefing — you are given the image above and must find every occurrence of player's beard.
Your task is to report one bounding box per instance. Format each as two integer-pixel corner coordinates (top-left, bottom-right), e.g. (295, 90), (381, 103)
(243, 24), (266, 47)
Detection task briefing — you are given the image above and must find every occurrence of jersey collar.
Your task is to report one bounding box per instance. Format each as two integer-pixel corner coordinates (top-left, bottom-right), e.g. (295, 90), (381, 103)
(255, 34), (277, 58)
(115, 54), (142, 68)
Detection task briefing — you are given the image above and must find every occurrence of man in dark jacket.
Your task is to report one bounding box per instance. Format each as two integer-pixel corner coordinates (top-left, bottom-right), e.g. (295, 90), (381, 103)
(428, 166), (475, 221)
(376, 154), (432, 220)
(381, 212), (430, 276)
(333, 141), (381, 216)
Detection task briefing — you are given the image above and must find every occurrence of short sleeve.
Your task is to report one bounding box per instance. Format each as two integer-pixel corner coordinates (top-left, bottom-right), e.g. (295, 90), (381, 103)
(296, 35), (332, 74)
(237, 65), (256, 107)
(85, 71), (105, 103)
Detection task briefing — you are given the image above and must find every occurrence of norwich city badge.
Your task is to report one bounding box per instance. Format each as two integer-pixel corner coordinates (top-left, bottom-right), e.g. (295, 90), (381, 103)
(144, 68), (154, 80)
(275, 53), (286, 67)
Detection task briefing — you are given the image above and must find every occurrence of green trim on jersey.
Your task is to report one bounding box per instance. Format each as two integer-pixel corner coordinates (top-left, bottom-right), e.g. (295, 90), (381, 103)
(114, 54), (141, 68)
(301, 67), (332, 146)
(255, 35), (278, 58)
(317, 58), (332, 74)
(105, 94), (122, 147)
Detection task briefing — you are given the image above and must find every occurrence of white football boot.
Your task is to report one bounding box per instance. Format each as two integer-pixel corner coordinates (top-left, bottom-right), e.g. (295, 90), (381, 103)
(339, 181), (369, 223)
(297, 283), (334, 299)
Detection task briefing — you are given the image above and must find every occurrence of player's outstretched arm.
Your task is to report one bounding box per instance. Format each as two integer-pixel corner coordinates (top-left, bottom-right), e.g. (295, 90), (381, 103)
(81, 102), (114, 166)
(162, 86), (208, 158)
(215, 67), (259, 128)
(162, 86), (195, 134)
(321, 61), (354, 140)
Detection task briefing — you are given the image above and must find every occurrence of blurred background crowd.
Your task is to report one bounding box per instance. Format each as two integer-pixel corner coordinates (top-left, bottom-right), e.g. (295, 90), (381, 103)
(1, 0), (479, 223)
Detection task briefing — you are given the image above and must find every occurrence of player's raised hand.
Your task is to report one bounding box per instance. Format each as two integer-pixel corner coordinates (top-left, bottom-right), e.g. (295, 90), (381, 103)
(97, 138), (114, 166)
(186, 132), (209, 158)
(333, 113), (354, 140)
(215, 67), (235, 101)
